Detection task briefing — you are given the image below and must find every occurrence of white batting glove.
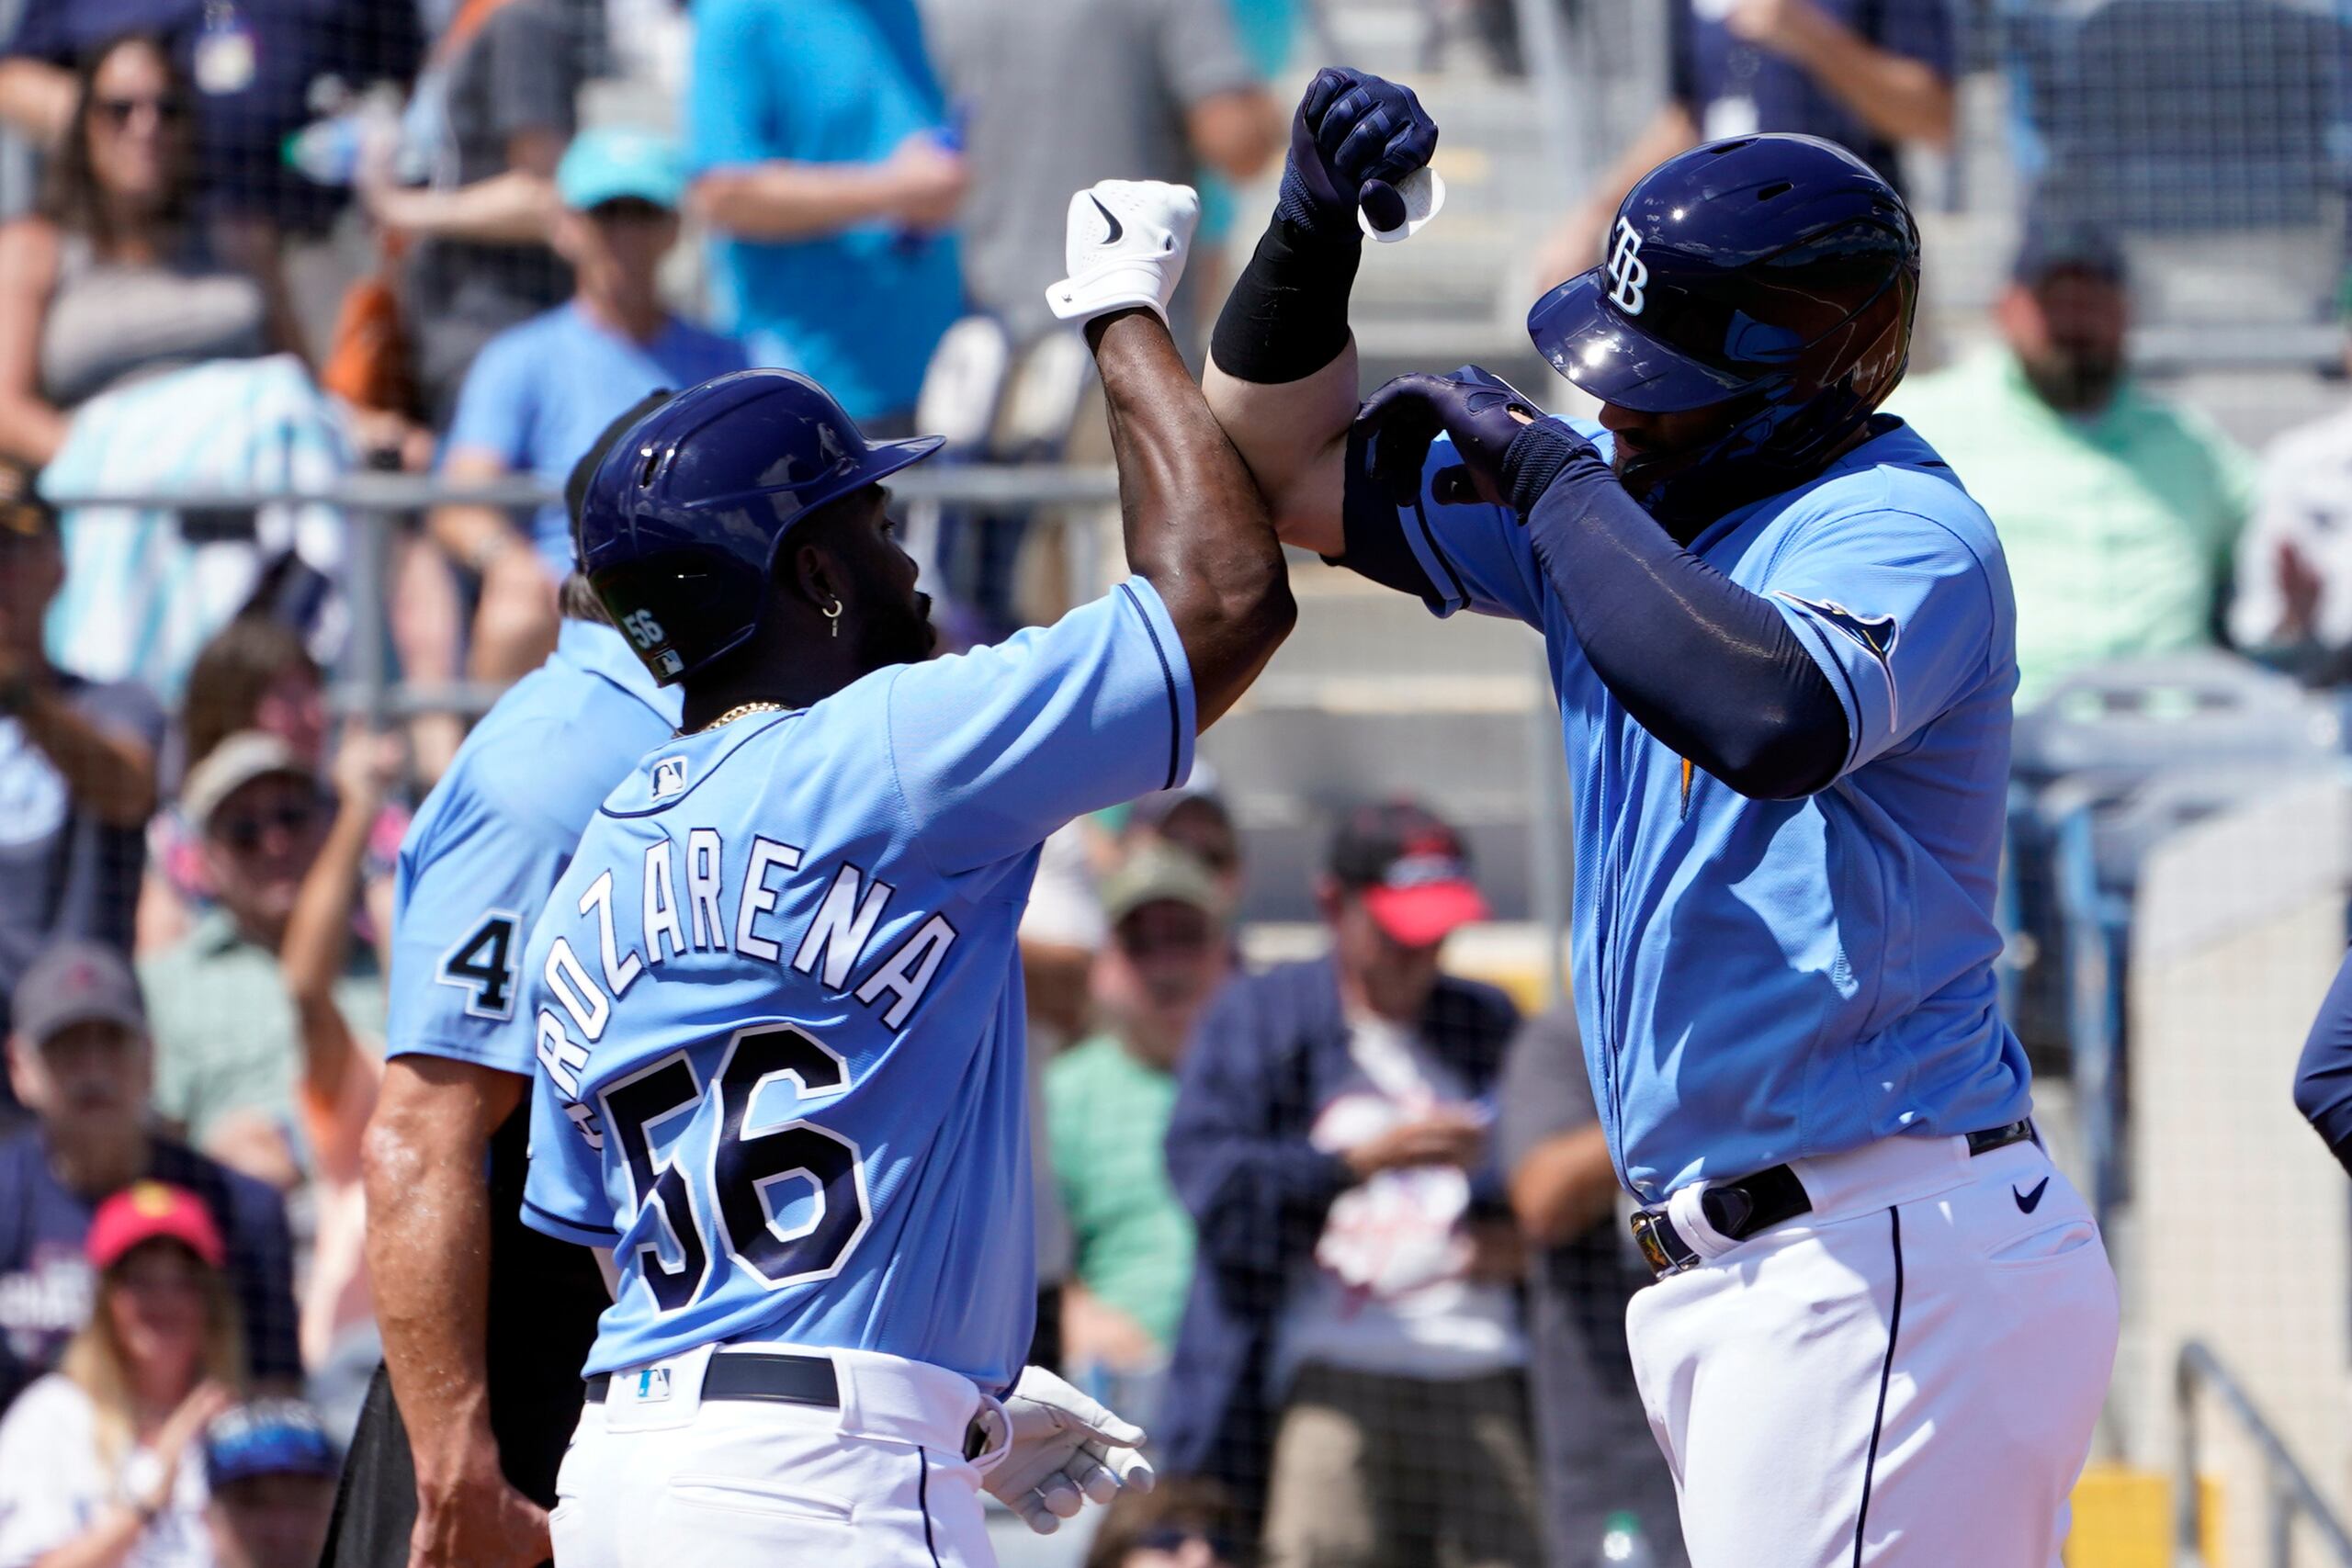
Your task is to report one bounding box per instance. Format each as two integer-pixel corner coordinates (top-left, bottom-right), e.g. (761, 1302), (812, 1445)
(1046, 179), (1200, 329)
(974, 1365), (1156, 1534)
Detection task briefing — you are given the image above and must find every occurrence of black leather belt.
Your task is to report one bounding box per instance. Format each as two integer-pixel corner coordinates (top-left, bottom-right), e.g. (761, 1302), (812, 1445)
(584, 1350), (840, 1409)
(1629, 1120), (2037, 1280)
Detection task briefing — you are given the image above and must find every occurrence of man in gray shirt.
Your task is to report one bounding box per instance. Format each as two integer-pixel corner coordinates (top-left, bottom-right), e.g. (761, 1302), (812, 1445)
(1497, 1006), (1688, 1567)
(921, 0), (1282, 349)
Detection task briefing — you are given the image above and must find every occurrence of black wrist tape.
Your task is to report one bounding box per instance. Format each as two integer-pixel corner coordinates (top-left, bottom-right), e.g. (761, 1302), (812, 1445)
(1208, 218), (1363, 386)
(1501, 421), (1585, 516)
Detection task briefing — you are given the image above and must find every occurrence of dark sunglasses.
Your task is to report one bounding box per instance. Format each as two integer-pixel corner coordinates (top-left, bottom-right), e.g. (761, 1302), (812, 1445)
(214, 798), (320, 851)
(96, 94), (184, 129)
(1133, 1523), (1235, 1557)
(586, 197), (673, 223)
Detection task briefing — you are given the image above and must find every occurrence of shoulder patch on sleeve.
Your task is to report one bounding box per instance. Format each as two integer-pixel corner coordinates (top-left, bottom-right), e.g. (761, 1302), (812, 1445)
(1775, 592), (1897, 667)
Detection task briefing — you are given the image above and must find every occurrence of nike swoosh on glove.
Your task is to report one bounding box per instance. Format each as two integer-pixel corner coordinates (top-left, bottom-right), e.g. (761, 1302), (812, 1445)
(974, 1365), (1156, 1534)
(1046, 179), (1200, 327)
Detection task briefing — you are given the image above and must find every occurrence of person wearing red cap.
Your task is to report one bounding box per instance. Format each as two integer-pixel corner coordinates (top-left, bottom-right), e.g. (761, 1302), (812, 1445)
(0, 1179), (242, 1567)
(1159, 799), (1542, 1564)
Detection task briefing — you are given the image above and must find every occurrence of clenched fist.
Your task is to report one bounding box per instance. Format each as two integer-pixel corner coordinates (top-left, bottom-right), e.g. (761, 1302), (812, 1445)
(1046, 179), (1200, 328)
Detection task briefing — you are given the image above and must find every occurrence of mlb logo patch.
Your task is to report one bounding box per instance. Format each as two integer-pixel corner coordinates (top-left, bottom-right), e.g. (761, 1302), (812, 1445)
(632, 1367), (673, 1402)
(655, 649), (684, 677)
(652, 756), (689, 800)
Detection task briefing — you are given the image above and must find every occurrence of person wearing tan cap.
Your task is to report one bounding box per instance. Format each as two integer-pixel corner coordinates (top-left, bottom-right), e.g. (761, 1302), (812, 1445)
(0, 466), (163, 1086)
(0, 1179), (243, 1567)
(136, 730), (386, 1181)
(0, 940), (301, 1412)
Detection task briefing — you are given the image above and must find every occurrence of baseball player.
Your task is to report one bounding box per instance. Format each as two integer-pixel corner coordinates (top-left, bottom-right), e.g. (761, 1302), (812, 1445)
(322, 397), (683, 1568)
(515, 179), (1294, 1567)
(1201, 70), (2119, 1565)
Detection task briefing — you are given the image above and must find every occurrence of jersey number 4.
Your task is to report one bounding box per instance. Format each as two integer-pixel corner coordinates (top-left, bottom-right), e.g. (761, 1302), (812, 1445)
(601, 1024), (872, 1314)
(437, 911), (521, 1020)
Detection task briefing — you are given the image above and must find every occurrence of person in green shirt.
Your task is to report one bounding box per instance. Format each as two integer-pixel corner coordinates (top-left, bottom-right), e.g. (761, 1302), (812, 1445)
(1046, 841), (1232, 1420)
(1892, 226), (2255, 709)
(139, 731), (384, 1188)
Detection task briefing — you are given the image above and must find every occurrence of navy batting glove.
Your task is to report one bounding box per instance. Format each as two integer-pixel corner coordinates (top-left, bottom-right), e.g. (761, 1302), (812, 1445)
(1277, 68), (1439, 242)
(1356, 366), (1545, 506)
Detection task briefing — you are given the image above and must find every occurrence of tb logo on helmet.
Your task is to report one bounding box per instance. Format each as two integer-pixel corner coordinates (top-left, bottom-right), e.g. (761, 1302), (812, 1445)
(1606, 217), (1648, 315)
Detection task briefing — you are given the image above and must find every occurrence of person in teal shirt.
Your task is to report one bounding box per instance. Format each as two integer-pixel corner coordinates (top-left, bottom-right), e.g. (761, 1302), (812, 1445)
(1046, 844), (1230, 1413)
(685, 0), (967, 428)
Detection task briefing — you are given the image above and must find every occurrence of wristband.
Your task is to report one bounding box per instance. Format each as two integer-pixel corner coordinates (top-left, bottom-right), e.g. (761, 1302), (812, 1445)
(1500, 420), (1593, 517)
(1208, 219), (1363, 387)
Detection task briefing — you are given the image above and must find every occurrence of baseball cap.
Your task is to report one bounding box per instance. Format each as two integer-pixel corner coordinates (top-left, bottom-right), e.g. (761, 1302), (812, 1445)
(2013, 221), (2126, 288)
(558, 127), (686, 213)
(204, 1399), (341, 1490)
(1328, 800), (1489, 947)
(86, 1180), (226, 1272)
(12, 940), (145, 1048)
(1100, 841), (1225, 929)
(180, 730), (312, 838)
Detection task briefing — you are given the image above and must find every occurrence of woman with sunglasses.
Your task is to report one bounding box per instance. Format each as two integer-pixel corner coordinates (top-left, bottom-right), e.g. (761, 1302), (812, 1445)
(0, 1180), (244, 1568)
(0, 33), (298, 467)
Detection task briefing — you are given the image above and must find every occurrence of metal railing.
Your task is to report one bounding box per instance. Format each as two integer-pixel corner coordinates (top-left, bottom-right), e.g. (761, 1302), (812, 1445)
(2175, 1339), (2352, 1566)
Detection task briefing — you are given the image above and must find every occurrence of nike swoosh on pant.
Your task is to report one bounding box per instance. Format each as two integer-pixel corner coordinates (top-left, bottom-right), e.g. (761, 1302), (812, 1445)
(2013, 1178), (2051, 1213)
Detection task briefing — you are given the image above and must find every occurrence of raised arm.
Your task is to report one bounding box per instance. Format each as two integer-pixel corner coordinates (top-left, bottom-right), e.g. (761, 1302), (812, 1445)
(1201, 70), (1441, 557)
(1051, 182), (1295, 728)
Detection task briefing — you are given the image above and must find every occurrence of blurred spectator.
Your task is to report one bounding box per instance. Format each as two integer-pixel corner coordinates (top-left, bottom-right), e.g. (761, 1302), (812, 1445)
(201, 1398), (342, 1568)
(0, 942), (299, 1410)
(369, 0), (582, 427)
(1161, 801), (1540, 1562)
(1496, 1005), (1684, 1568)
(1047, 843), (1230, 1421)
(2227, 340), (2352, 679)
(278, 729), (401, 1430)
(922, 0), (1280, 349)
(0, 2), (420, 310)
(139, 732), (386, 1181)
(0, 475), (162, 1046)
(0, 33), (288, 468)
(1894, 227), (2255, 709)
(1084, 1477), (1244, 1568)
(0, 1181), (240, 1567)
(1533, 0), (1956, 285)
(433, 128), (746, 683)
(685, 0), (966, 430)
(1124, 774), (1243, 909)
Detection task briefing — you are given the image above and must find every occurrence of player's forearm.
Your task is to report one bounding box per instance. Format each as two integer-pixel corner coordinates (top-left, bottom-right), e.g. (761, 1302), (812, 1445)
(689, 164), (898, 240)
(281, 790), (371, 1100)
(363, 1067), (515, 1482)
(1204, 218), (1367, 556)
(1777, 10), (1954, 148)
(1090, 309), (1295, 728)
(1503, 423), (1848, 798)
(1509, 1125), (1620, 1247)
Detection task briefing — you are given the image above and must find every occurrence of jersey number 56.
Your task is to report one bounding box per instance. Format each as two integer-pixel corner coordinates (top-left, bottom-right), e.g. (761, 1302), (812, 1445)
(600, 1024), (871, 1313)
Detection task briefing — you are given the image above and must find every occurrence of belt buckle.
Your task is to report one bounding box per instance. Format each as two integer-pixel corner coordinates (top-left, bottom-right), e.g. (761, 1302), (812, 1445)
(1630, 1209), (1695, 1280)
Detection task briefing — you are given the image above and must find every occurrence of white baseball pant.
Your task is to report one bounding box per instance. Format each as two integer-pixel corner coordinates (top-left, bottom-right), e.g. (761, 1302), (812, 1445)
(549, 1342), (996, 1568)
(1627, 1130), (2119, 1567)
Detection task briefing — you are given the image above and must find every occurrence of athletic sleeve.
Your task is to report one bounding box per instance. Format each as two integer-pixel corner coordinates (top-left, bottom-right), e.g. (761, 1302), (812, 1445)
(685, 0), (783, 171)
(520, 1043), (621, 1247)
(385, 756), (571, 1073)
(886, 579), (1196, 876)
(441, 331), (537, 468)
(1762, 504), (2002, 778)
(1340, 431), (1547, 626)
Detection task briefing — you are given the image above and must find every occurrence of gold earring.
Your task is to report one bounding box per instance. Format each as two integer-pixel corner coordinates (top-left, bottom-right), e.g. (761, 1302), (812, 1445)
(825, 598), (842, 638)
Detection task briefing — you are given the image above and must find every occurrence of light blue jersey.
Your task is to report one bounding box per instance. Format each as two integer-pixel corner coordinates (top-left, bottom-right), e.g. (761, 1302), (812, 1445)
(388, 622), (682, 1070)
(1362, 416), (2030, 1201)
(518, 582), (1194, 1387)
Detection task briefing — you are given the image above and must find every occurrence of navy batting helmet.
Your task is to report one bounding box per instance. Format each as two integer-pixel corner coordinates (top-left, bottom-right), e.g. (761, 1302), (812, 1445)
(577, 369), (944, 684)
(1527, 134), (1919, 521)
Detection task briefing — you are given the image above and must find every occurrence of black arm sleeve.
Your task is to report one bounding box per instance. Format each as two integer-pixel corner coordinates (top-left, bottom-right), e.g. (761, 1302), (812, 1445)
(1503, 423), (1849, 799)
(1208, 219), (1363, 387)
(2294, 947), (2352, 1179)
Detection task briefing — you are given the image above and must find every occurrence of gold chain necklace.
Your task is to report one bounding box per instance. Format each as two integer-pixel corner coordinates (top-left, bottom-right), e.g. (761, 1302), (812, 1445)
(695, 701), (790, 734)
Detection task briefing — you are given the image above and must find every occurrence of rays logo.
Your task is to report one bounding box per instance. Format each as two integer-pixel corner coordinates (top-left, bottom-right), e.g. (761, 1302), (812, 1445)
(1776, 592), (1897, 668)
(1606, 217), (1648, 315)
